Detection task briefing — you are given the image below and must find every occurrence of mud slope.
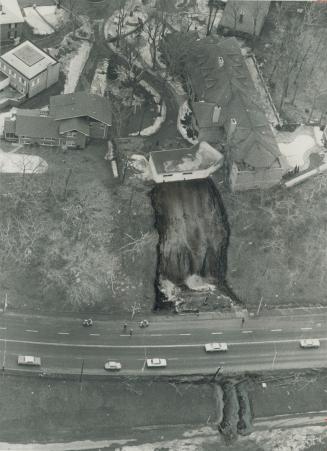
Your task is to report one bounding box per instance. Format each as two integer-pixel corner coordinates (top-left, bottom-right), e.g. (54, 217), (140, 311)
(152, 179), (228, 285)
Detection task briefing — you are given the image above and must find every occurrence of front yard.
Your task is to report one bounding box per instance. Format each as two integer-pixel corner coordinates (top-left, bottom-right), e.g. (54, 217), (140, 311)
(0, 139), (157, 315)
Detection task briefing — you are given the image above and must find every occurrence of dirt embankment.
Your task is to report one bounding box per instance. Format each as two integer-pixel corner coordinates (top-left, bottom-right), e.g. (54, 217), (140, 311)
(152, 179), (241, 311)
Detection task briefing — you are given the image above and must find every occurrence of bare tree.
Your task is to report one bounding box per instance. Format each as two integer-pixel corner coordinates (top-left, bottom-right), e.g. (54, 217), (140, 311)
(144, 13), (164, 69)
(116, 0), (128, 48)
(206, 0), (220, 36)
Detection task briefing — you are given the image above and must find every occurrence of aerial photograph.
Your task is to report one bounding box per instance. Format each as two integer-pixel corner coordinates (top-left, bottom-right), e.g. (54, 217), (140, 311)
(0, 0), (327, 449)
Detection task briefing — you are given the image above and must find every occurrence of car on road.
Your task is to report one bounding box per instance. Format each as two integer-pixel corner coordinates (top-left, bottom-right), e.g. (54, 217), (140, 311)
(17, 355), (41, 366)
(205, 343), (228, 352)
(146, 358), (167, 368)
(299, 339), (320, 349)
(104, 361), (122, 371)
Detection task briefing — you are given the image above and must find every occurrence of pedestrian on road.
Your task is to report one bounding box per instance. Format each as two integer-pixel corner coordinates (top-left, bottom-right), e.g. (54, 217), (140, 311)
(123, 322), (127, 332)
(129, 328), (133, 336)
(241, 317), (245, 327)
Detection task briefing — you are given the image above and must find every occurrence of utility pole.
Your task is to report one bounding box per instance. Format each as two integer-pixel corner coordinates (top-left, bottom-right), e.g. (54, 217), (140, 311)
(256, 296), (263, 316)
(211, 366), (223, 382)
(79, 359), (84, 384)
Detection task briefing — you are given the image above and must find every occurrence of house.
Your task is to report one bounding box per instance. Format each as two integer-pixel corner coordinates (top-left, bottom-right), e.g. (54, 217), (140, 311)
(183, 35), (285, 191)
(0, 0), (24, 44)
(0, 40), (60, 98)
(219, 0), (270, 36)
(149, 141), (224, 183)
(4, 92), (112, 148)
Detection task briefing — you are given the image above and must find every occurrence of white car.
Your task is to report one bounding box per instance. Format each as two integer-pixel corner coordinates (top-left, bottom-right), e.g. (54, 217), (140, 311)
(17, 355), (41, 366)
(300, 339), (320, 349)
(205, 343), (228, 352)
(104, 361), (122, 371)
(146, 358), (167, 368)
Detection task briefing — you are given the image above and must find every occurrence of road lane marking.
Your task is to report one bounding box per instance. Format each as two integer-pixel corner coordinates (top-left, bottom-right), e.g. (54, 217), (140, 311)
(242, 330), (253, 334)
(301, 327), (312, 331)
(90, 333), (100, 336)
(271, 329), (282, 332)
(2, 337), (327, 349)
(150, 334), (163, 337)
(179, 333), (191, 336)
(211, 332), (223, 335)
(58, 332), (70, 335)
(25, 329), (38, 333)
(120, 334), (129, 337)
(0, 327), (7, 330)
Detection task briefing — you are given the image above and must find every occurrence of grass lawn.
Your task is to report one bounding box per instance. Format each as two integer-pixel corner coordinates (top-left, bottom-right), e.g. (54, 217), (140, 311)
(0, 375), (217, 443)
(220, 174), (327, 311)
(0, 139), (157, 316)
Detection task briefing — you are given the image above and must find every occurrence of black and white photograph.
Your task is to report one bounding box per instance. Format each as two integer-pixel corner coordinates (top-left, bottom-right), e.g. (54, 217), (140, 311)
(0, 0), (327, 450)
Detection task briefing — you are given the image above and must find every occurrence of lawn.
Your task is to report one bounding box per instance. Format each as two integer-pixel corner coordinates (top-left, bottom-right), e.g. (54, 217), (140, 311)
(0, 139), (157, 316)
(220, 174), (327, 311)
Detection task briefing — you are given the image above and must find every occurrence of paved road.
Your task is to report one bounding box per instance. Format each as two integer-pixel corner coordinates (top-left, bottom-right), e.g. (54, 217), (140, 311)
(1, 312), (327, 376)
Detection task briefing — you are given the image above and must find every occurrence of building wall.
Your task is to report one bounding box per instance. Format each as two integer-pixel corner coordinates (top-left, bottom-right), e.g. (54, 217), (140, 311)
(149, 154), (223, 183)
(0, 58), (28, 94)
(229, 162), (284, 191)
(0, 22), (22, 43)
(62, 131), (87, 149)
(89, 120), (108, 139)
(46, 62), (60, 89)
(28, 70), (49, 98)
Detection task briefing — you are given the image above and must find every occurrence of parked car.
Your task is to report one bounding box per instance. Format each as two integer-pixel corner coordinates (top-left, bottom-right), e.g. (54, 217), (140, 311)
(104, 361), (122, 371)
(82, 319), (93, 327)
(146, 358), (167, 368)
(17, 355), (41, 366)
(300, 339), (320, 349)
(205, 343), (228, 352)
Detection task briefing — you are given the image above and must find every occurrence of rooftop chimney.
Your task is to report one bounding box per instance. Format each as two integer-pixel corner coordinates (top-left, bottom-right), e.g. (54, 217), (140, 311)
(218, 56), (224, 68)
(228, 118), (237, 139)
(212, 105), (221, 124)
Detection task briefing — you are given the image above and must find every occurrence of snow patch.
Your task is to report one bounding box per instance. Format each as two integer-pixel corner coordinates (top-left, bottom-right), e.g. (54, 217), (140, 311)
(158, 278), (181, 302)
(24, 6), (66, 35)
(63, 41), (92, 94)
(0, 150), (48, 174)
(278, 135), (315, 170)
(90, 59), (109, 96)
(128, 154), (152, 181)
(313, 126), (324, 146)
(185, 275), (216, 292)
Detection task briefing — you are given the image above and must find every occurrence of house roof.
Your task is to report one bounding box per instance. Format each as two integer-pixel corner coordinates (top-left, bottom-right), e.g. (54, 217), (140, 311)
(59, 117), (90, 136)
(220, 0), (270, 36)
(50, 92), (112, 126)
(186, 35), (281, 170)
(0, 40), (58, 79)
(15, 109), (60, 139)
(150, 141), (223, 175)
(0, 0), (24, 25)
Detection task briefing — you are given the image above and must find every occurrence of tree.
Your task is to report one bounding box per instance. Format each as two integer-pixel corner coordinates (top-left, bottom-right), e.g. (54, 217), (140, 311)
(206, 0), (220, 36)
(115, 0), (128, 48)
(251, 1), (262, 38)
(144, 12), (164, 69)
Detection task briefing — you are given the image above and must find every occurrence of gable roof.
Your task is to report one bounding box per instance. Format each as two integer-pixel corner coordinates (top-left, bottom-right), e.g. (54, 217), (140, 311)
(15, 109), (60, 139)
(185, 35), (281, 170)
(59, 117), (90, 136)
(0, 0), (24, 25)
(50, 92), (112, 126)
(0, 40), (58, 79)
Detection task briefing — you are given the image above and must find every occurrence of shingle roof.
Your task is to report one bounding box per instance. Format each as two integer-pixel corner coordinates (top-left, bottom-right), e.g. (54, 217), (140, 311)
(50, 92), (112, 126)
(15, 109), (60, 139)
(59, 117), (90, 136)
(187, 36), (281, 169)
